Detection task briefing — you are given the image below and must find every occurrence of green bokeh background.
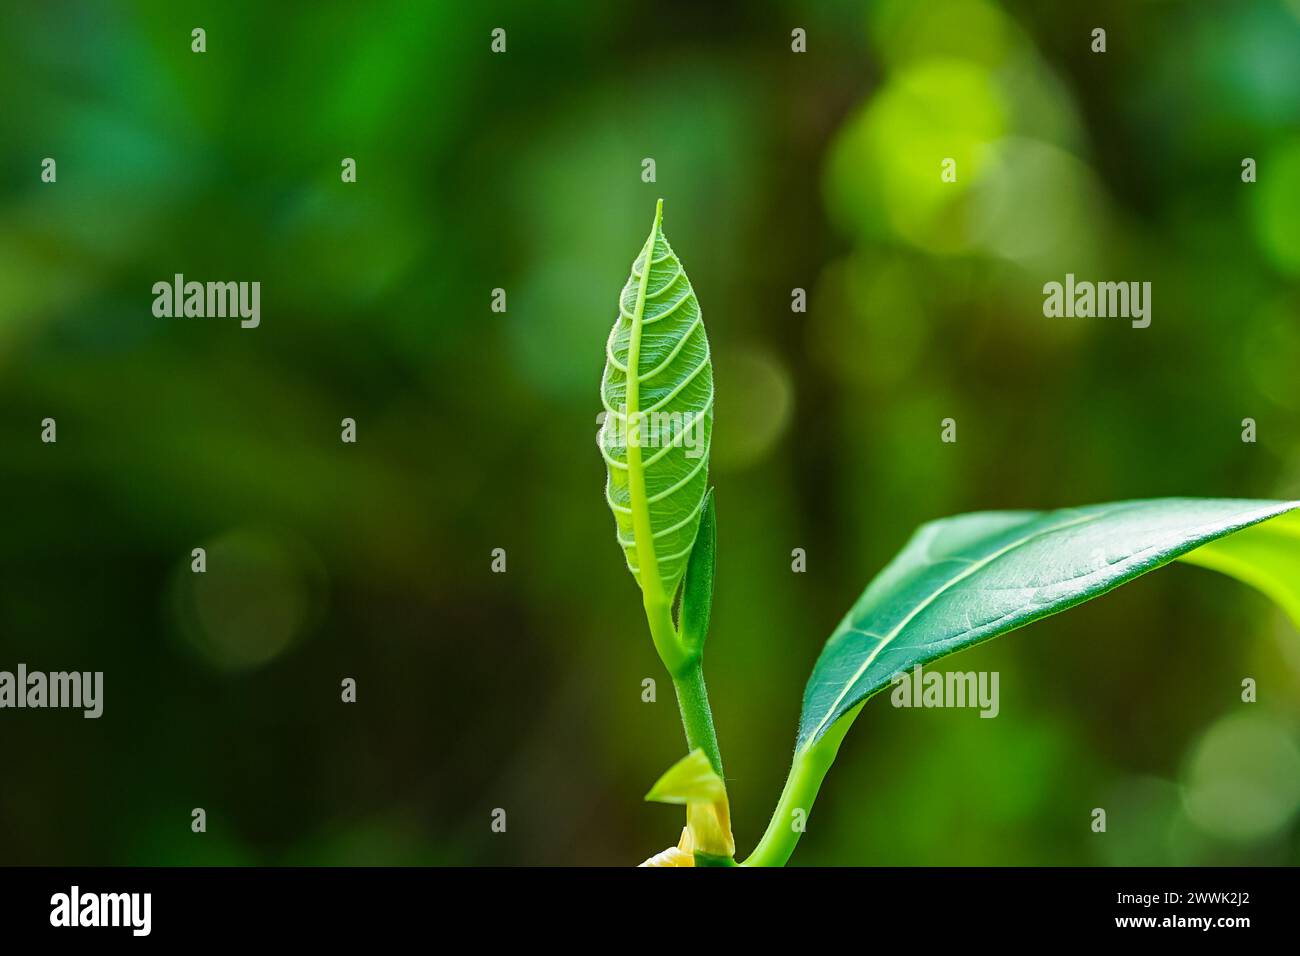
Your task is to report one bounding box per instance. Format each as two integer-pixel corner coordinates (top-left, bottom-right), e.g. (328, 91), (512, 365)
(2, 0), (1299, 865)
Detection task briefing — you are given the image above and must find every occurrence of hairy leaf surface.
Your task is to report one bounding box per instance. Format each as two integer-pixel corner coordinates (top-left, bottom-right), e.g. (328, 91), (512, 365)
(599, 200), (713, 603)
(797, 498), (1300, 748)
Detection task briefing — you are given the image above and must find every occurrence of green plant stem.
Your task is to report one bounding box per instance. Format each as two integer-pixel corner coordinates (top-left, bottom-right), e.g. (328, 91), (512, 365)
(644, 596), (688, 676)
(671, 657), (724, 776)
(643, 591), (722, 775)
(743, 702), (864, 867)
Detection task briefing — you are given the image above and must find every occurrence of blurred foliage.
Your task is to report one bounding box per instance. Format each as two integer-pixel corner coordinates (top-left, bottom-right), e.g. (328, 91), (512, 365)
(0, 0), (1298, 866)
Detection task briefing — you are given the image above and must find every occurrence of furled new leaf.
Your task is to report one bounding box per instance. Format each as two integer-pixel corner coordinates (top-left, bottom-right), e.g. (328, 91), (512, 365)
(598, 200), (714, 609)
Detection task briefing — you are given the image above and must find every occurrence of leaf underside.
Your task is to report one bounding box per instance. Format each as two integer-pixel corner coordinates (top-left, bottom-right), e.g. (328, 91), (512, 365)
(797, 498), (1300, 749)
(599, 202), (714, 600)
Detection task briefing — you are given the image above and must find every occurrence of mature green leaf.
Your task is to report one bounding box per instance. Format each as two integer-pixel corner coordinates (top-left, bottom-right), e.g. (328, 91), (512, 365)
(599, 200), (713, 606)
(797, 498), (1300, 749)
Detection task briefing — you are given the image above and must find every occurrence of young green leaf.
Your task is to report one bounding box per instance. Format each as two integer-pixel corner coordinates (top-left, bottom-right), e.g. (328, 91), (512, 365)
(598, 200), (714, 618)
(798, 498), (1299, 748)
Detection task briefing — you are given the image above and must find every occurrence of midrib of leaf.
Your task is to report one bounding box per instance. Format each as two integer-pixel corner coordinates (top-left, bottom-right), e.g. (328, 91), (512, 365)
(623, 199), (672, 615)
(803, 506), (1108, 744)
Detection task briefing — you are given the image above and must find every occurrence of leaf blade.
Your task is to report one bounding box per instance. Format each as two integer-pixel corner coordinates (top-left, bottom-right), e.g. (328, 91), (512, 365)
(644, 747), (735, 860)
(644, 747), (727, 805)
(797, 498), (1300, 748)
(1180, 509), (1300, 628)
(599, 200), (714, 605)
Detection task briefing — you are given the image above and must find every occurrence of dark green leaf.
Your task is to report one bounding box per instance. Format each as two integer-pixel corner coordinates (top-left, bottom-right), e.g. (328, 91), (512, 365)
(797, 498), (1300, 749)
(680, 488), (716, 652)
